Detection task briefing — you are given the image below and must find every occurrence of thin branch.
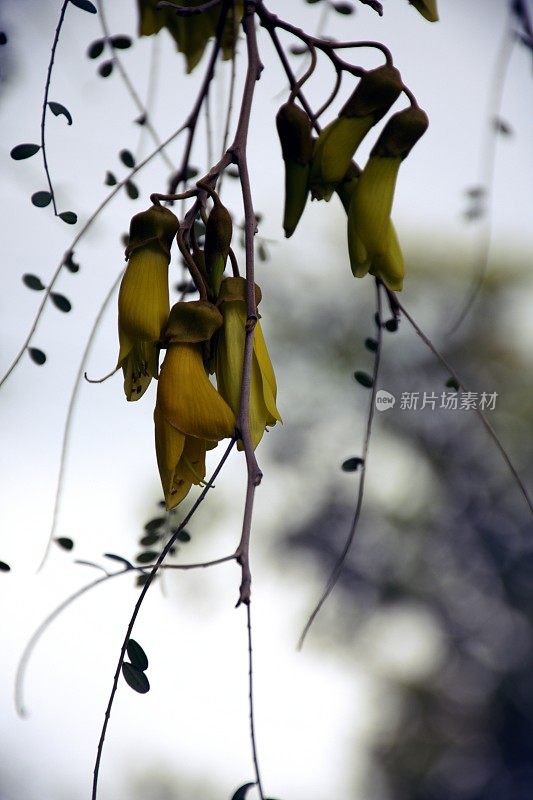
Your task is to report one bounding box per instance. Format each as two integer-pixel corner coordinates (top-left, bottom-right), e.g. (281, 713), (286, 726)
(396, 298), (533, 514)
(91, 438), (236, 800)
(299, 279), (384, 648)
(246, 604), (265, 800)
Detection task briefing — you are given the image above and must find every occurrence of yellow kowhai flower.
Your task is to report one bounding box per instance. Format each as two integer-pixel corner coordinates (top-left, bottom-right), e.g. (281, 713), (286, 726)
(117, 205), (178, 401)
(155, 300), (235, 509)
(409, 0), (438, 22)
(347, 106), (428, 290)
(215, 277), (281, 450)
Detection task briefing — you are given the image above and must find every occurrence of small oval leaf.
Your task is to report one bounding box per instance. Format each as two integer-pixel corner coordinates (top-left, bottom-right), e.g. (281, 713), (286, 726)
(332, 1), (354, 13)
(104, 170), (117, 186)
(55, 537), (74, 551)
(0, 560), (11, 572)
(342, 456), (364, 472)
(144, 517), (166, 532)
(231, 783), (255, 800)
(23, 274), (46, 291)
(365, 337), (378, 352)
(120, 149), (135, 168)
(354, 371), (374, 388)
(98, 60), (113, 78)
(136, 551), (159, 564)
(176, 530), (191, 543)
(446, 377), (460, 391)
(58, 211), (78, 225)
(127, 639), (148, 671)
(70, 0), (97, 13)
(384, 318), (398, 332)
(122, 662), (150, 694)
(11, 143), (40, 160)
(111, 35), (132, 49)
(103, 552), (134, 569)
(31, 190), (52, 208)
(125, 179), (139, 199)
(48, 101), (73, 125)
(135, 113), (147, 126)
(51, 292), (72, 312)
(87, 38), (104, 58)
(140, 533), (161, 547)
(28, 347), (46, 365)
(63, 251), (80, 273)
(0, 32), (7, 46)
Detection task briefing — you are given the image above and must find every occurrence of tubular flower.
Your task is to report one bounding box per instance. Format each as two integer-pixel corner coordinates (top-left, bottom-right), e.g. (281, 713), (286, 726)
(117, 204), (178, 401)
(347, 105), (428, 290)
(276, 101), (314, 238)
(155, 300), (235, 509)
(309, 65), (403, 201)
(409, 0), (438, 22)
(215, 277), (281, 450)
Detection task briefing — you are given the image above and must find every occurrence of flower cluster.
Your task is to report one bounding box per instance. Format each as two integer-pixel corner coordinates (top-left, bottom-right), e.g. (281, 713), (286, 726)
(276, 64), (428, 292)
(116, 201), (280, 509)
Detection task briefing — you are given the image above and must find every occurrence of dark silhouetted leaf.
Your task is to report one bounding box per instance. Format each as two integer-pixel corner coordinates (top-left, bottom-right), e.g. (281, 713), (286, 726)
(226, 166), (239, 179)
(185, 165), (198, 179)
(120, 149), (135, 168)
(59, 211), (78, 225)
(332, 1), (354, 13)
(140, 533), (161, 547)
(121, 233), (129, 248)
(342, 456), (364, 472)
(98, 60), (113, 78)
(464, 207), (484, 221)
(289, 45), (308, 56)
(63, 251), (80, 273)
(51, 292), (72, 312)
(136, 551), (159, 564)
(11, 143), (40, 160)
(111, 35), (132, 49)
(127, 639), (148, 671)
(446, 377), (460, 391)
(70, 0), (97, 13)
(354, 371), (374, 388)
(103, 552), (134, 569)
(28, 347), (46, 365)
(384, 318), (398, 332)
(231, 783), (255, 800)
(48, 101), (73, 125)
(0, 560), (11, 571)
(144, 517), (166, 532)
(365, 337), (378, 352)
(135, 113), (147, 126)
(465, 186), (486, 199)
(87, 38), (104, 58)
(23, 274), (46, 291)
(493, 116), (513, 135)
(31, 191), (52, 208)
(176, 280), (197, 295)
(125, 179), (139, 199)
(104, 170), (117, 186)
(136, 574), (153, 587)
(258, 243), (268, 262)
(175, 530), (191, 543)
(0, 32), (7, 46)
(122, 663), (150, 694)
(55, 537), (74, 551)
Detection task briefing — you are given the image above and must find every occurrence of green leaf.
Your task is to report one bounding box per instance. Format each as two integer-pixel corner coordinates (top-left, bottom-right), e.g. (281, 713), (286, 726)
(231, 783), (255, 800)
(122, 663), (150, 694)
(63, 251), (80, 273)
(135, 551), (159, 564)
(493, 116), (513, 135)
(0, 560), (11, 572)
(31, 191), (52, 208)
(342, 456), (364, 472)
(28, 347), (46, 365)
(140, 533), (161, 547)
(384, 318), (398, 332)
(0, 33), (7, 46)
(258, 243), (268, 262)
(175, 529), (191, 543)
(332, 1), (354, 13)
(127, 639), (149, 671)
(103, 553), (134, 569)
(55, 537), (74, 551)
(134, 113), (147, 126)
(11, 143), (40, 160)
(185, 165), (198, 179)
(226, 166), (240, 179)
(144, 517), (166, 532)
(98, 60), (113, 78)
(289, 44), (308, 55)
(70, 0), (97, 13)
(104, 170), (117, 186)
(23, 274), (46, 291)
(59, 211), (77, 225)
(111, 35), (132, 49)
(48, 101), (73, 125)
(51, 292), (72, 312)
(446, 377), (460, 391)
(87, 39), (104, 59)
(120, 149), (135, 168)
(365, 337), (378, 352)
(125, 179), (139, 199)
(354, 371), (374, 388)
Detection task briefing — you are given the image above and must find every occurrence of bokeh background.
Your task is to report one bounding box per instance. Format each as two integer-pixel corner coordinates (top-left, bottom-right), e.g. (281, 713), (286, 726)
(1, 1), (532, 799)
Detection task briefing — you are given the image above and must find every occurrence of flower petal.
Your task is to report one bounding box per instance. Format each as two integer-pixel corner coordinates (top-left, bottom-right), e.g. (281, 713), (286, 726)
(350, 155), (402, 256)
(154, 405), (190, 509)
(118, 243), (170, 343)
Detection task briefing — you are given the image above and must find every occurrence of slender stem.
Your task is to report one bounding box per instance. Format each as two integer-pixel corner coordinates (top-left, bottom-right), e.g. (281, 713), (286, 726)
(177, 226), (208, 300)
(397, 298), (533, 514)
(91, 439), (236, 800)
(299, 280), (383, 648)
(41, 0), (70, 216)
(246, 604), (265, 800)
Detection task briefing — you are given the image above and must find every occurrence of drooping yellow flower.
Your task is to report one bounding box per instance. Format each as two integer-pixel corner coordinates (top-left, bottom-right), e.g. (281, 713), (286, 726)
(155, 300), (235, 509)
(117, 204), (178, 401)
(215, 277), (281, 450)
(276, 101), (314, 238)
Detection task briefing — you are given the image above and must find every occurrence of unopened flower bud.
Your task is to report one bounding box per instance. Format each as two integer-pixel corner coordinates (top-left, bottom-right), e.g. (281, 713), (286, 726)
(276, 102), (314, 238)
